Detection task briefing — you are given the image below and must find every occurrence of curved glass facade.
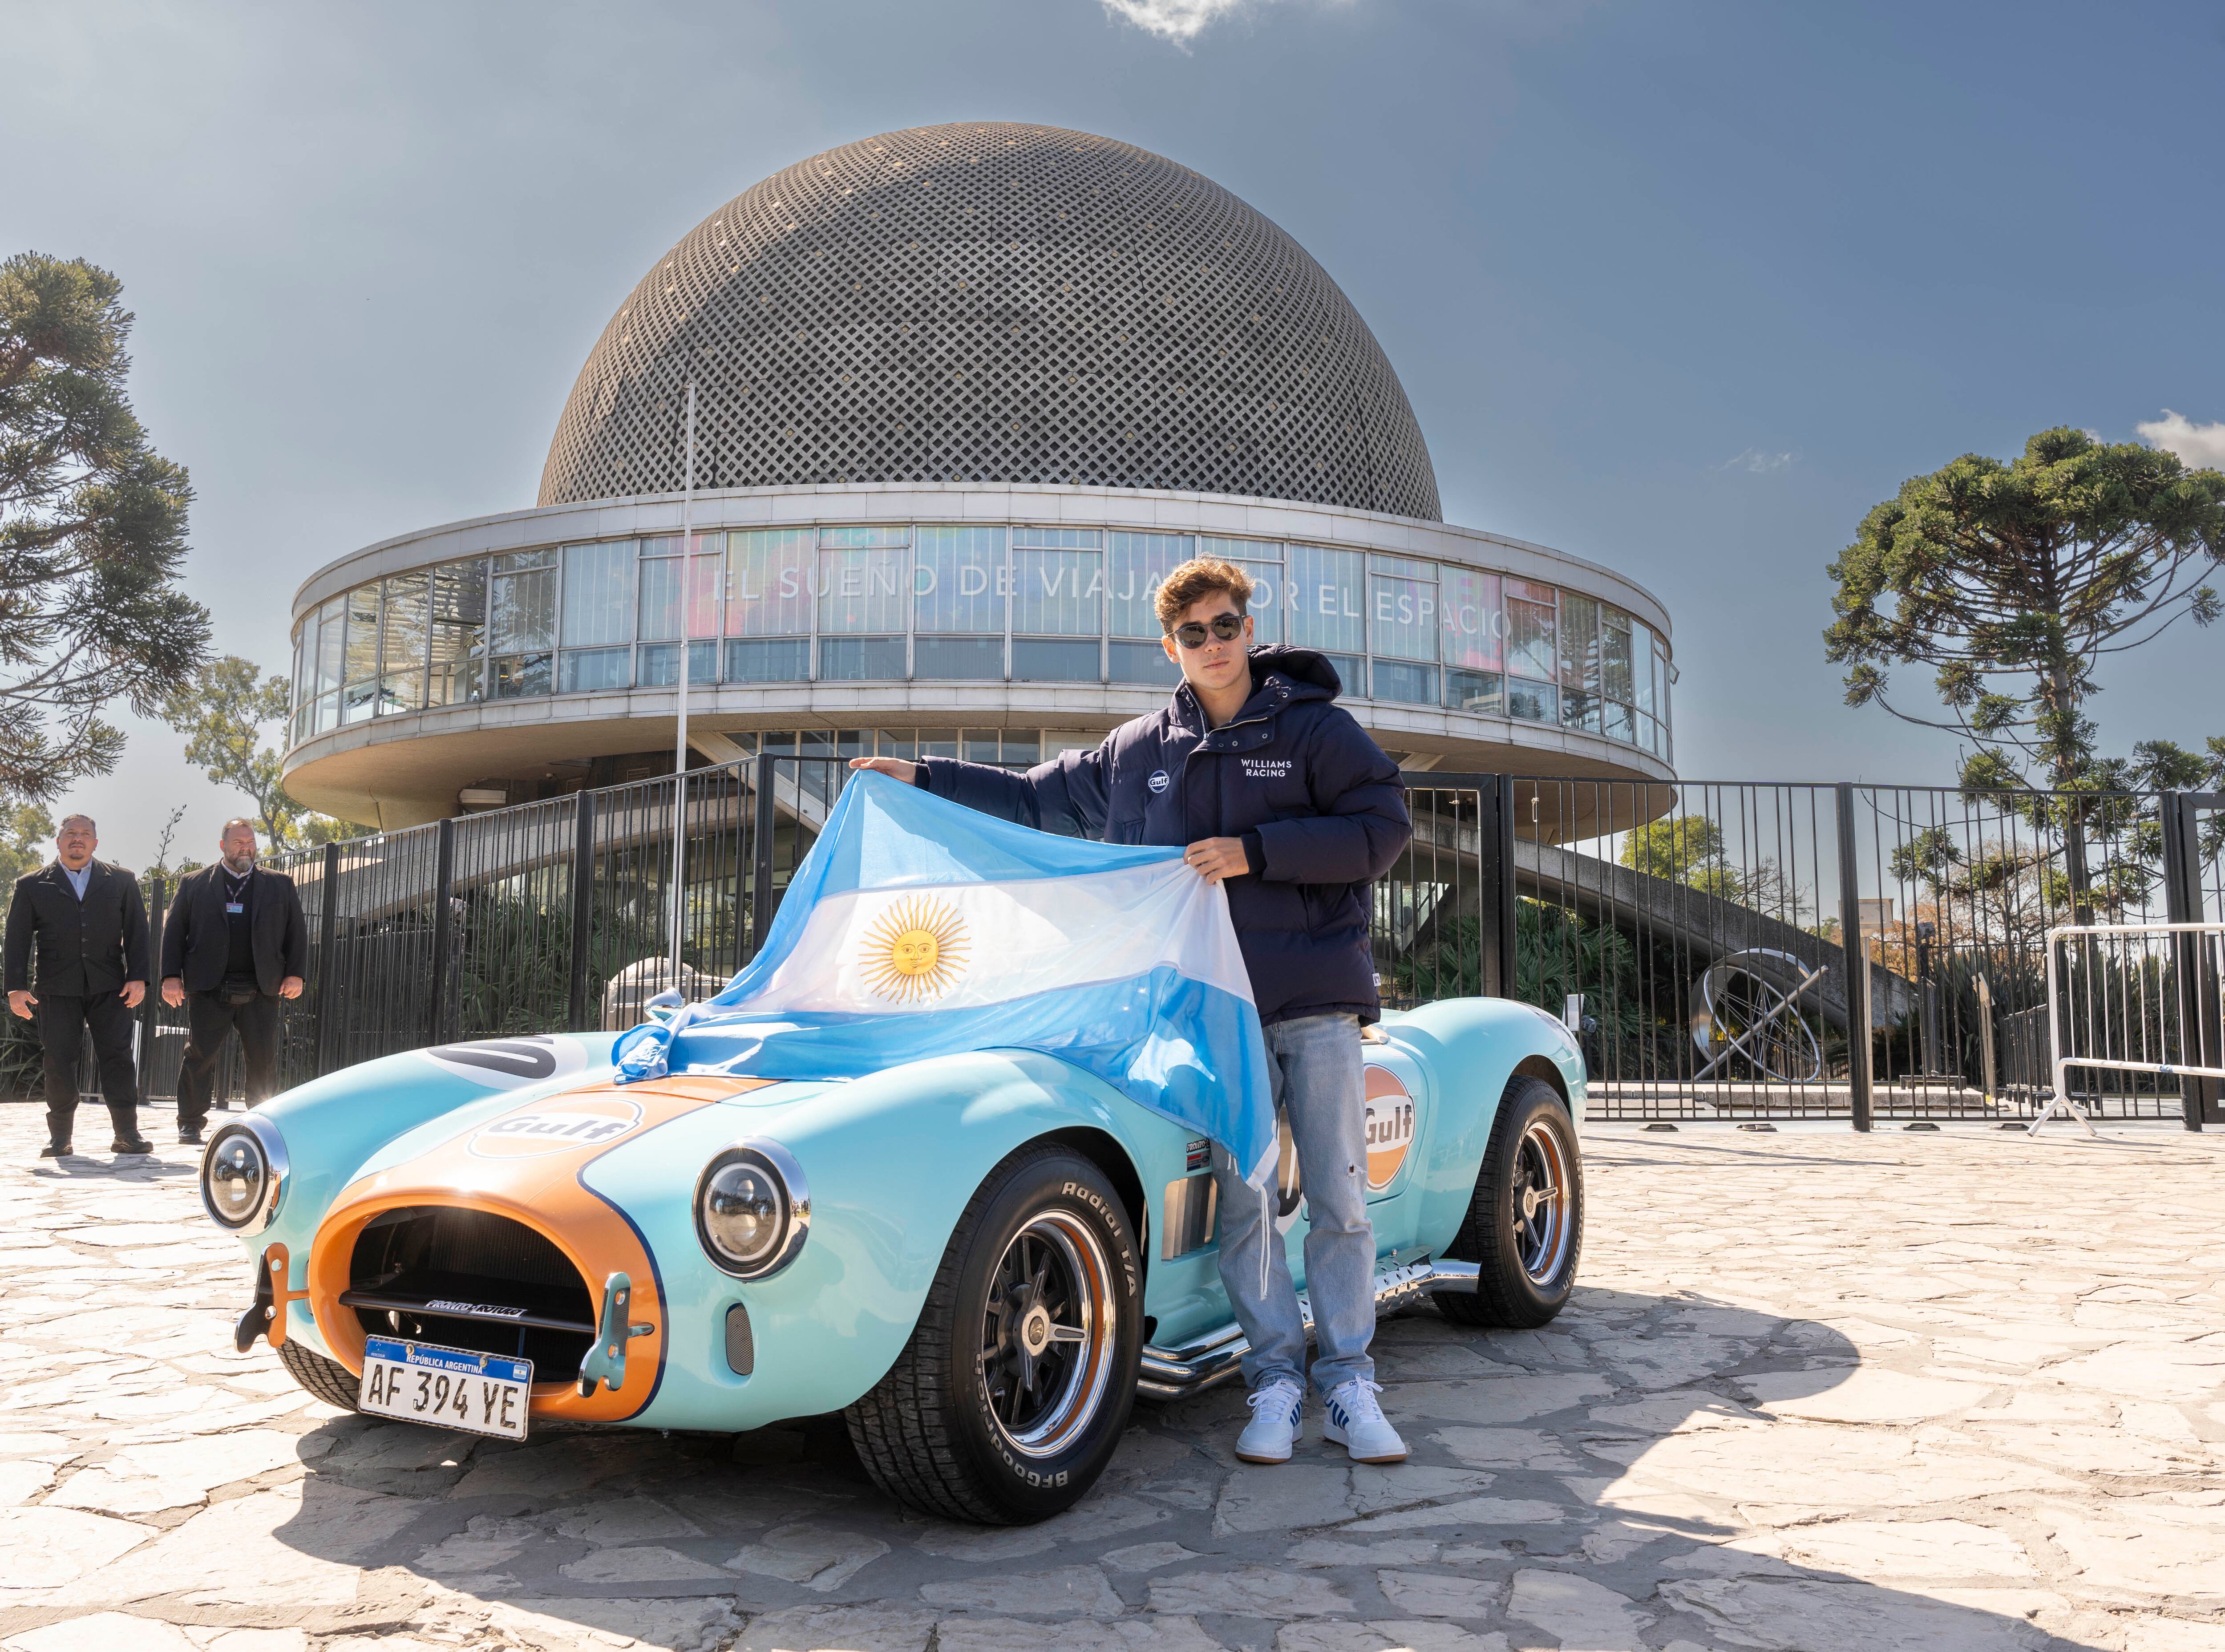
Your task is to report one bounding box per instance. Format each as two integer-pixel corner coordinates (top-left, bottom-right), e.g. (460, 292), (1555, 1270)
(291, 524), (1671, 762)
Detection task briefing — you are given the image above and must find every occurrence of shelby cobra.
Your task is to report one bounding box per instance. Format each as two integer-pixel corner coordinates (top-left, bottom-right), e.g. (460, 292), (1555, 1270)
(202, 999), (1584, 1524)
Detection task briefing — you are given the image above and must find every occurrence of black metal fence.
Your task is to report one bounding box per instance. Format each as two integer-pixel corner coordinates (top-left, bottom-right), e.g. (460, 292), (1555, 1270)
(41, 758), (2221, 1130)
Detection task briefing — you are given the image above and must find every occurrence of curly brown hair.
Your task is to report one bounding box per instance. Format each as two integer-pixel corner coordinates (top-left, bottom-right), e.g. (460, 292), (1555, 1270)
(1153, 558), (1254, 634)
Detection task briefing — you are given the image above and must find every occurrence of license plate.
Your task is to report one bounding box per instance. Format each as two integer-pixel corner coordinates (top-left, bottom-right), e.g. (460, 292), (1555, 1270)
(359, 1336), (533, 1440)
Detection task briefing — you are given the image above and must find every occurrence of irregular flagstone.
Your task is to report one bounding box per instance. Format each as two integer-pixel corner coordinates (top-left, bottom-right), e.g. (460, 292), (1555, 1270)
(1149, 1565), (1356, 1616)
(1659, 1576), (2053, 1651)
(46, 1482), (422, 1611)
(2043, 1341), (2225, 1400)
(558, 1544), (733, 1582)
(479, 1595), (746, 1652)
(1740, 1368), (1994, 1422)
(2041, 1498), (2225, 1607)
(736, 1604), (939, 1652)
(0, 1506), (156, 1591)
(0, 1458), (57, 1504)
(1404, 1374), (1612, 1424)
(1343, 1496), (1565, 1533)
(1376, 1569), (1506, 1617)
(1288, 1537), (1440, 1567)
(1768, 1518), (2038, 1581)
(934, 1614), (1225, 1651)
(1348, 1464), (1495, 1515)
(2, 1612), (199, 1651)
(1506, 1570), (1650, 1652)
(727, 1521), (892, 1591)
(2125, 1621), (2225, 1652)
(1428, 1426), (1578, 1470)
(1101, 1539), (1207, 1571)
(553, 1494), (705, 1546)
(917, 1564), (1124, 1618)
(412, 1513), (538, 1576)
(1277, 1624), (1510, 1652)
(1215, 1462), (1351, 1533)
(1582, 1390), (1767, 1435)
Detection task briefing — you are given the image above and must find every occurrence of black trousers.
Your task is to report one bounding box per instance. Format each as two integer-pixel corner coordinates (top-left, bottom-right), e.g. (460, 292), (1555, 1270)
(178, 988), (283, 1126)
(35, 992), (141, 1142)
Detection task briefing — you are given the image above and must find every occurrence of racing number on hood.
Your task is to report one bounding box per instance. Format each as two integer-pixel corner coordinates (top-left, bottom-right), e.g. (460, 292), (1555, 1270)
(421, 1036), (590, 1090)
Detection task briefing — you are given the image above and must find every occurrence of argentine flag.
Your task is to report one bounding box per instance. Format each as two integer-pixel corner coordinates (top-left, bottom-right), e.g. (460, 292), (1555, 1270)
(613, 771), (1279, 1193)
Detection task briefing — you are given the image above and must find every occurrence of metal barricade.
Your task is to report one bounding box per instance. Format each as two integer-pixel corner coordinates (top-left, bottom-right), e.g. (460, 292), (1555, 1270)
(2036, 921), (2225, 1135)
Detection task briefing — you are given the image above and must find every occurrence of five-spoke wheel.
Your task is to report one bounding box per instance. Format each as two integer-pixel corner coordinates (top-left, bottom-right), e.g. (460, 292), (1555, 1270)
(1438, 1074), (1584, 1328)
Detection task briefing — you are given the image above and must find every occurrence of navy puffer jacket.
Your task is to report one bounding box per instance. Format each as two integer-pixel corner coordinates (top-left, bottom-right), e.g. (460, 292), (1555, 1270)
(918, 645), (1412, 1026)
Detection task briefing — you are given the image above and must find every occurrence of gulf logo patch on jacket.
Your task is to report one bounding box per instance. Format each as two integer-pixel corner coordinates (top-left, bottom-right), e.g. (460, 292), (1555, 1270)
(1363, 1065), (1415, 1190)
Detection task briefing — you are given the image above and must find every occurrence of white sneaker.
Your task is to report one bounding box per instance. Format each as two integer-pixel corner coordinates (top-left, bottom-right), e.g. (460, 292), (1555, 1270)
(1323, 1378), (1406, 1463)
(1234, 1378), (1304, 1464)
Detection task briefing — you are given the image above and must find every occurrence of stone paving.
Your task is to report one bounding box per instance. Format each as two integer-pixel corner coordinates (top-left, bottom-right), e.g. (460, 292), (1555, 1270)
(1, 1104), (2220, 1652)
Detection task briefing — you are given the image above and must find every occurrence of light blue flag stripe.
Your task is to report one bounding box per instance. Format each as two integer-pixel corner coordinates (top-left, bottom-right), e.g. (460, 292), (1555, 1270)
(613, 773), (1279, 1190)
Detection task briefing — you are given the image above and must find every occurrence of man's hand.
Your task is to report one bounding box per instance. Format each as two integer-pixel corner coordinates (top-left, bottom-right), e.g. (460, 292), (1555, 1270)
(847, 756), (920, 785)
(1183, 837), (1252, 884)
(279, 976), (304, 1000)
(121, 981), (144, 1009)
(162, 976), (184, 1008)
(7, 989), (33, 1020)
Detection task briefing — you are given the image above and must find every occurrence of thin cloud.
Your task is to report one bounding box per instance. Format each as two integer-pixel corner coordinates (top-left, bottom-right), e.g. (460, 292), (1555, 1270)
(1099, 0), (1290, 44)
(1719, 448), (1796, 474)
(2136, 409), (2225, 470)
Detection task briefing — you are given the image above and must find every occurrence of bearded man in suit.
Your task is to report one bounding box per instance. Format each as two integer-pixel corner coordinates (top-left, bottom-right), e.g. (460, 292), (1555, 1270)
(4, 814), (152, 1158)
(160, 818), (307, 1143)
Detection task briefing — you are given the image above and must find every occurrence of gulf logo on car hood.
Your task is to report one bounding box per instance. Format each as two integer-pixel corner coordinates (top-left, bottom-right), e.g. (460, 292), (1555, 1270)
(469, 1095), (647, 1160)
(1363, 1065), (1416, 1191)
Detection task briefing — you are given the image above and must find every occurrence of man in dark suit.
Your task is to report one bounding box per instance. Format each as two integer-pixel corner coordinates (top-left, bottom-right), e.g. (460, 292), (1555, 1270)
(4, 813), (152, 1158)
(160, 818), (307, 1143)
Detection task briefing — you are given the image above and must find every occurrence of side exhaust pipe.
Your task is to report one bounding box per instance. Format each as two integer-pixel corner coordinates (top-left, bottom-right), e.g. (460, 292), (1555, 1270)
(1137, 1255), (1481, 1401)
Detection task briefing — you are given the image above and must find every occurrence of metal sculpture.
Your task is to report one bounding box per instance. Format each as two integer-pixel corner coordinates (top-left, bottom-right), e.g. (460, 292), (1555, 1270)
(1690, 947), (1826, 1084)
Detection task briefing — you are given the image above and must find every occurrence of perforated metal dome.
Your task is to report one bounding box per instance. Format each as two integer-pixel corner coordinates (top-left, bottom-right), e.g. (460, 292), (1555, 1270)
(538, 122), (1441, 520)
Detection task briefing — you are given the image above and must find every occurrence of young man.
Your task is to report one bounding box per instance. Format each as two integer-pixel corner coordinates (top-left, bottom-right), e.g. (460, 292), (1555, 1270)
(3, 814), (151, 1158)
(850, 557), (1413, 1464)
(160, 819), (309, 1145)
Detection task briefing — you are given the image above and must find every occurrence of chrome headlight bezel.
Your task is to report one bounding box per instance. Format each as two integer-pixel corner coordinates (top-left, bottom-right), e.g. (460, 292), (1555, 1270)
(200, 1113), (289, 1235)
(693, 1138), (809, 1279)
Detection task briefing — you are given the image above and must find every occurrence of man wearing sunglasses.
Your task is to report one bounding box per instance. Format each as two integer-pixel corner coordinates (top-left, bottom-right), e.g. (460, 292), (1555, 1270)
(850, 556), (1412, 1467)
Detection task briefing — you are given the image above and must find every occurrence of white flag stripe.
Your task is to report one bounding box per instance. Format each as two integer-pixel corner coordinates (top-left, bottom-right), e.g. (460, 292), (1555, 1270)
(728, 861), (1253, 1016)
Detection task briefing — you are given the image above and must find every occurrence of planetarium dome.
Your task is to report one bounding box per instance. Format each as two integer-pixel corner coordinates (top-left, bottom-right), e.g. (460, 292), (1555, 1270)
(538, 121), (1442, 521)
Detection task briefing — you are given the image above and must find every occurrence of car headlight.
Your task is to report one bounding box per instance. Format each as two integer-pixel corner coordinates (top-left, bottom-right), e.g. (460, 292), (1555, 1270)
(201, 1115), (288, 1235)
(694, 1139), (809, 1279)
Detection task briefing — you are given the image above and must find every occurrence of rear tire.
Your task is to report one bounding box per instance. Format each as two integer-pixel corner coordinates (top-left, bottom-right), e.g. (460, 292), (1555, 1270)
(1437, 1075), (1583, 1328)
(845, 1144), (1142, 1524)
(277, 1336), (361, 1411)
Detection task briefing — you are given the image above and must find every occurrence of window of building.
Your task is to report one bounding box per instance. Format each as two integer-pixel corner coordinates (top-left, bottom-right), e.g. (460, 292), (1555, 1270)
(914, 635), (1005, 679)
(1108, 639), (1180, 685)
(1504, 579), (1556, 683)
(639, 640), (719, 686)
(727, 529), (813, 637)
(562, 541), (635, 650)
(725, 638), (808, 682)
(1011, 637), (1099, 681)
(819, 536), (909, 636)
(1507, 679), (1558, 724)
(559, 647), (632, 693)
(1108, 533), (1193, 638)
(1368, 554), (1438, 671)
(1440, 567), (1501, 675)
(429, 560), (486, 706)
(378, 571), (429, 716)
(1446, 669), (1503, 714)
(914, 526), (1006, 634)
(342, 584), (381, 725)
(819, 636), (907, 680)
(1289, 543), (1364, 657)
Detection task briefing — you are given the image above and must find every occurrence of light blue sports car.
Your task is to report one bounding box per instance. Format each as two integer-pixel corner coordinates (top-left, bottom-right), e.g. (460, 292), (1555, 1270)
(201, 997), (1585, 1524)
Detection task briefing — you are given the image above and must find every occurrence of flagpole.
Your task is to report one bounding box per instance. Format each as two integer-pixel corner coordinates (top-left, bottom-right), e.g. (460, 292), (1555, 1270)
(669, 381), (697, 982)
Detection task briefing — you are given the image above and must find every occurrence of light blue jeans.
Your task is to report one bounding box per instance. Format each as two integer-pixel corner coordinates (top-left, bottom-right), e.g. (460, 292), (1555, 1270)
(1211, 1011), (1377, 1396)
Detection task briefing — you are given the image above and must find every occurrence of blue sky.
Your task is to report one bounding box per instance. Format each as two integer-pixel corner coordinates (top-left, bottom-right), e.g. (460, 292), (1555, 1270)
(6, 0), (2221, 866)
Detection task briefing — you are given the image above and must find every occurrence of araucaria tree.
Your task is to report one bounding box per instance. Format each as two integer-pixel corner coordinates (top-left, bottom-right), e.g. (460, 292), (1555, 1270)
(1825, 426), (2224, 794)
(0, 253), (210, 800)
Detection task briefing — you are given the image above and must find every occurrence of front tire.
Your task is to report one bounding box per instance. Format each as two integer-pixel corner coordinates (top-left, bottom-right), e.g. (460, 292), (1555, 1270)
(845, 1144), (1142, 1524)
(278, 1336), (360, 1411)
(1437, 1075), (1583, 1328)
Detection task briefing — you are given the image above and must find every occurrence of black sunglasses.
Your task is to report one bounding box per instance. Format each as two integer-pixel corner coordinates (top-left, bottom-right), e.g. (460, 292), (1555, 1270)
(1170, 612), (1246, 649)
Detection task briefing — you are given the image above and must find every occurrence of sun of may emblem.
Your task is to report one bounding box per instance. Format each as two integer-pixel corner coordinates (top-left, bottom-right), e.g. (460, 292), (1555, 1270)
(857, 894), (971, 1004)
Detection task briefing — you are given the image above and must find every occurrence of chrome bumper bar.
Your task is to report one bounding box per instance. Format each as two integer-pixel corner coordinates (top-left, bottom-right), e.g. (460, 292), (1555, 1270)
(1136, 1255), (1480, 1400)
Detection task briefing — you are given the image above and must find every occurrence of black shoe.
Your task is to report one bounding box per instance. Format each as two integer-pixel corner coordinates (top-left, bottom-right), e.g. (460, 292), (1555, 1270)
(39, 1139), (71, 1158)
(111, 1134), (155, 1155)
(179, 1126), (205, 1146)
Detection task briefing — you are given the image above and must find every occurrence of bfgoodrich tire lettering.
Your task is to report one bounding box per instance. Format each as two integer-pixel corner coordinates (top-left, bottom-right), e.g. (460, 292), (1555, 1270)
(844, 1143), (1142, 1523)
(1437, 1075), (1584, 1328)
(277, 1337), (361, 1411)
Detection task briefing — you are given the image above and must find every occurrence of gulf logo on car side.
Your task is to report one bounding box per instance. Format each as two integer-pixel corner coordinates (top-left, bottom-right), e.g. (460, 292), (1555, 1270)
(1363, 1065), (1416, 1191)
(469, 1095), (646, 1160)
